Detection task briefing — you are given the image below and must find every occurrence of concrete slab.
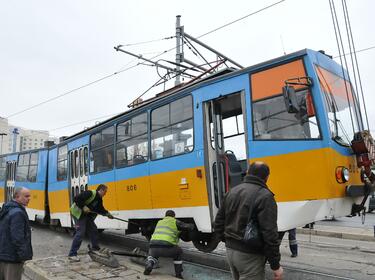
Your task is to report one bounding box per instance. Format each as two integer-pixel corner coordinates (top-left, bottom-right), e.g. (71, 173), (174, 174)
(23, 253), (176, 280)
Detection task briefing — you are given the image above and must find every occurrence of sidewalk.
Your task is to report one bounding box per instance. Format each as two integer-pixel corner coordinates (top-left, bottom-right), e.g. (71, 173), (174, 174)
(23, 253), (176, 280)
(297, 217), (375, 242)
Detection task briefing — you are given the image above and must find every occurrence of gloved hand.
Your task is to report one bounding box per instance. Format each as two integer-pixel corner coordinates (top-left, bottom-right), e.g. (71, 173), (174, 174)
(82, 206), (90, 213)
(106, 212), (114, 219)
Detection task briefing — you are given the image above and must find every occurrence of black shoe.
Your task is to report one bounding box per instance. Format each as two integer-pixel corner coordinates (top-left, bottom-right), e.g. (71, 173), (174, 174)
(175, 274), (184, 279)
(144, 263), (153, 275)
(291, 253), (297, 258)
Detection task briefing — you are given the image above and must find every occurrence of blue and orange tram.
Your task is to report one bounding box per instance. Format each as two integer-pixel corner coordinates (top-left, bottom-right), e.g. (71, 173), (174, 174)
(1, 49), (374, 252)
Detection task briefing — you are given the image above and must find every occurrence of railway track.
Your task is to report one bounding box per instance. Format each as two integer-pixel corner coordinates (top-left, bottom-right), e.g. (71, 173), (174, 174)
(99, 230), (372, 279)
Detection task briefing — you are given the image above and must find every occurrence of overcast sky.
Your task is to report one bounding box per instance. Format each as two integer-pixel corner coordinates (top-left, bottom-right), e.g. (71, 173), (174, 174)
(1, 0), (374, 138)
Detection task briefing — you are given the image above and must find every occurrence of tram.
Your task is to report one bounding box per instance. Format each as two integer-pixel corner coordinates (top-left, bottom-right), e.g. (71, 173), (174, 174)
(1, 49), (374, 252)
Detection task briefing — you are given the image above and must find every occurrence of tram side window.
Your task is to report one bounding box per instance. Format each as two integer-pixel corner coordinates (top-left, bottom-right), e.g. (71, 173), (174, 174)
(90, 126), (114, 173)
(57, 145), (68, 181)
(116, 112), (148, 167)
(16, 153), (30, 182)
(252, 90), (320, 139)
(151, 95), (194, 160)
(251, 60), (320, 140)
(27, 152), (38, 182)
(0, 156), (6, 181)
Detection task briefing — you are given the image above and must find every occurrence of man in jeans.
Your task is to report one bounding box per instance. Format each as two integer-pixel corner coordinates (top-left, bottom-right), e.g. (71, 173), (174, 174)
(0, 187), (33, 280)
(214, 162), (283, 280)
(68, 184), (113, 261)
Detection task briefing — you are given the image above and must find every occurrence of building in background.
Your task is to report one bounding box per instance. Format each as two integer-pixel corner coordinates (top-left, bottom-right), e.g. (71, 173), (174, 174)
(0, 117), (58, 155)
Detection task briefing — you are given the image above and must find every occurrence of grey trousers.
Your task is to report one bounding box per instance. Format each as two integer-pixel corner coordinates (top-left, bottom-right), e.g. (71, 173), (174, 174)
(226, 247), (266, 280)
(0, 262), (24, 280)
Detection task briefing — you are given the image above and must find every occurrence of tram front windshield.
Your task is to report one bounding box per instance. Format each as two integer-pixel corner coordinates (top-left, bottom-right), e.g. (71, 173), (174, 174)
(316, 65), (361, 146)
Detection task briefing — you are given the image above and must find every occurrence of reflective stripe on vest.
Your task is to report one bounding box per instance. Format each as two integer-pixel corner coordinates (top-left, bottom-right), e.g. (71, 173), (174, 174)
(151, 216), (179, 245)
(70, 190), (96, 219)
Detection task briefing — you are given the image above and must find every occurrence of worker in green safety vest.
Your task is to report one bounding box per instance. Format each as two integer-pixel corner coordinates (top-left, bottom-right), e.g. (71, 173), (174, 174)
(68, 184), (113, 262)
(144, 210), (195, 279)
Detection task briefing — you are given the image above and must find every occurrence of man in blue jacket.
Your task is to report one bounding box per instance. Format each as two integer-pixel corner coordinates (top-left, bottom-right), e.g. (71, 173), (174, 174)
(0, 187), (33, 280)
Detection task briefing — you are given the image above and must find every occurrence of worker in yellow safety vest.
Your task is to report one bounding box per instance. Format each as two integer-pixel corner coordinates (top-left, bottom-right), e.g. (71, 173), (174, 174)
(68, 184), (113, 262)
(144, 210), (195, 279)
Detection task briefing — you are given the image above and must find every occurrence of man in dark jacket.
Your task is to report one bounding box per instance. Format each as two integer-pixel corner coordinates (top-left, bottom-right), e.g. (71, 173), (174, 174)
(214, 162), (283, 280)
(0, 187), (32, 280)
(68, 184), (113, 261)
(144, 210), (194, 279)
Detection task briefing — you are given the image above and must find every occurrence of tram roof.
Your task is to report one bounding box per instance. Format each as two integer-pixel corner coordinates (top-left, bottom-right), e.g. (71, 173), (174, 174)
(59, 48), (312, 145)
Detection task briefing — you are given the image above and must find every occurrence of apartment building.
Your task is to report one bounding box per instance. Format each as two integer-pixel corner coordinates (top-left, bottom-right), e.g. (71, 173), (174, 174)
(0, 117), (57, 155)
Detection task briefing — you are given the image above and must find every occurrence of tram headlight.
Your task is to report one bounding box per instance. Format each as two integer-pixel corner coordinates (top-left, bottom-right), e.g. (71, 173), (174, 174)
(335, 166), (350, 183)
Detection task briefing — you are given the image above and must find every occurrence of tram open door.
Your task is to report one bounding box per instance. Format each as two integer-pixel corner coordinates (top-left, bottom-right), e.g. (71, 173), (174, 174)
(68, 146), (88, 225)
(197, 91), (248, 251)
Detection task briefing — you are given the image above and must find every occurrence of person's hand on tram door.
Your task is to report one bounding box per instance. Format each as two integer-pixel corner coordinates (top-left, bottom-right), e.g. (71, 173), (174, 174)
(106, 212), (114, 219)
(83, 206), (90, 213)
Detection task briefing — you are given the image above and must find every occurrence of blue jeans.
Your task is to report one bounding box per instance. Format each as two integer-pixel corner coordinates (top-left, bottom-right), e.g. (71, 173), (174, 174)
(68, 215), (99, 256)
(278, 228), (297, 255)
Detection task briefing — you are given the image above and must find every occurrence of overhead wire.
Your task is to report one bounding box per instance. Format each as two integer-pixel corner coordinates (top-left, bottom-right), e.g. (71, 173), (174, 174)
(342, 0), (370, 130)
(341, 0), (363, 130)
(5, 60), (139, 119)
(0, 113), (121, 147)
(334, 45), (375, 58)
(328, 0), (356, 135)
(5, 0), (287, 134)
(119, 36), (175, 47)
(144, 0), (287, 62)
(196, 0), (286, 39)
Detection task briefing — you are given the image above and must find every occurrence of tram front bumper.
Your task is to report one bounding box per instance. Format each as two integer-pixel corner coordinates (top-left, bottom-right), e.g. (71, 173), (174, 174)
(346, 183), (375, 197)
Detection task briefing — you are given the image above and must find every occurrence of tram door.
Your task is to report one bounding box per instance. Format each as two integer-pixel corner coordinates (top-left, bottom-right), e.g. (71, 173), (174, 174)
(5, 161), (16, 202)
(69, 146), (89, 207)
(203, 91), (247, 218)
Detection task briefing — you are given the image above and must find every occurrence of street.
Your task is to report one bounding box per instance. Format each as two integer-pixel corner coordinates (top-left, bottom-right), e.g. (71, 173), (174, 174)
(23, 214), (375, 280)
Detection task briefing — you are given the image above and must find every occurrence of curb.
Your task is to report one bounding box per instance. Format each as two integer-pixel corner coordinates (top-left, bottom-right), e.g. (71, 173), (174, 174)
(297, 228), (375, 242)
(24, 257), (57, 280)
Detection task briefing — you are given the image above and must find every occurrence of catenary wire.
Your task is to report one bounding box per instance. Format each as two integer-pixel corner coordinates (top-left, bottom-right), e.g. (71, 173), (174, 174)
(119, 36), (175, 47)
(5, 60), (139, 119)
(5, 1), (286, 123)
(329, 0), (355, 135)
(342, 0), (370, 130)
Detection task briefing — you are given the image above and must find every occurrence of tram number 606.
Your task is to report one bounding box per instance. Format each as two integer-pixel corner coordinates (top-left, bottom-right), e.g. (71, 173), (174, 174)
(127, 185), (137, 191)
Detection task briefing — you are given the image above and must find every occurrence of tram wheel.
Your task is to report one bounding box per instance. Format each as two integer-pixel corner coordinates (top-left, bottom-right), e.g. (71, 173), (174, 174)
(192, 232), (220, 253)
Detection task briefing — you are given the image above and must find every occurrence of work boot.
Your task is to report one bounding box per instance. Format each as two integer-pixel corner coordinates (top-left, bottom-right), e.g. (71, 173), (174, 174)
(144, 256), (156, 275)
(174, 263), (183, 279)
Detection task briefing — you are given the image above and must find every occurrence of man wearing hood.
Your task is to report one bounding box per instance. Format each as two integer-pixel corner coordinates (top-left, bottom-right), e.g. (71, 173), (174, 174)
(0, 187), (33, 280)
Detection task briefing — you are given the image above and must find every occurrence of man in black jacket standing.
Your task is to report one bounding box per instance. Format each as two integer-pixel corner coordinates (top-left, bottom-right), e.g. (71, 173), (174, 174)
(0, 187), (32, 280)
(68, 184), (113, 261)
(214, 162), (283, 280)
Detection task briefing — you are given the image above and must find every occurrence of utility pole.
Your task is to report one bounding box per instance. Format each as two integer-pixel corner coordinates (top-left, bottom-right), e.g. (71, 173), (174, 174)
(175, 15), (183, 86)
(12, 128), (19, 153)
(0, 132), (7, 155)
